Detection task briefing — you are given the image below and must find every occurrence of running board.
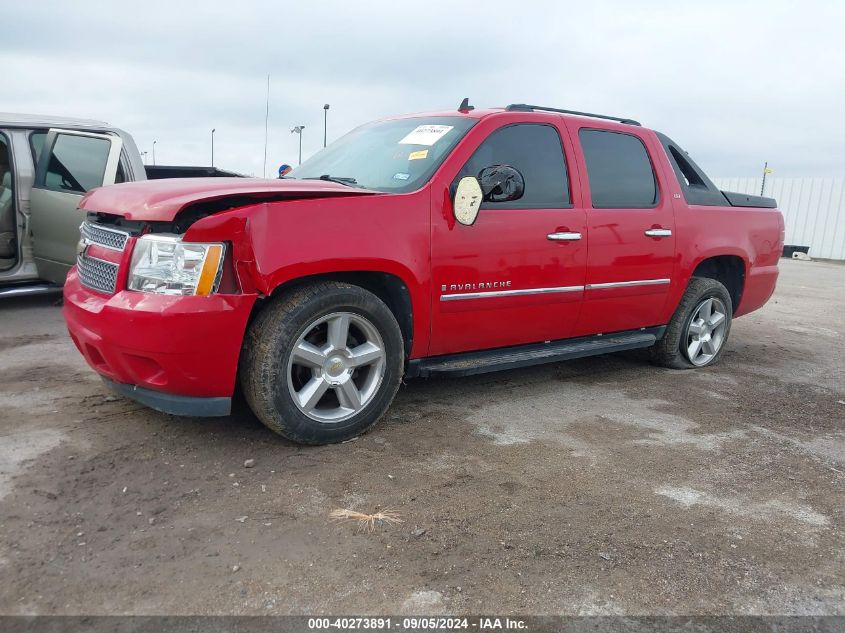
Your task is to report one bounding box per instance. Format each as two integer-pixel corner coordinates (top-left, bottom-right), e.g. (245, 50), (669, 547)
(406, 327), (665, 378)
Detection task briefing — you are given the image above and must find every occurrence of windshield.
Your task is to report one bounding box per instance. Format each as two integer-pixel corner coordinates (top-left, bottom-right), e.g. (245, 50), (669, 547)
(289, 116), (476, 193)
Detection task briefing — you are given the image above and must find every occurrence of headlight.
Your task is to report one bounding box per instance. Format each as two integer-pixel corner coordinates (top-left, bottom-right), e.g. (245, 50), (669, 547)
(128, 234), (226, 296)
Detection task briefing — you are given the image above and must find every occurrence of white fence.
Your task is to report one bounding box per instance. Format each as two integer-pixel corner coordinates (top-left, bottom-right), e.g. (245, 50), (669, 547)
(712, 177), (845, 261)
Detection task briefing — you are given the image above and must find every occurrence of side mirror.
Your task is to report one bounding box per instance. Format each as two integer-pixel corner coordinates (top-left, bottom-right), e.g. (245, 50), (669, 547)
(453, 176), (483, 226)
(478, 165), (525, 203)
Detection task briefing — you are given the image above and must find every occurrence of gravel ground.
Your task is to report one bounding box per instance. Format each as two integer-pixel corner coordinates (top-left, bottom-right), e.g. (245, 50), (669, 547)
(0, 258), (843, 616)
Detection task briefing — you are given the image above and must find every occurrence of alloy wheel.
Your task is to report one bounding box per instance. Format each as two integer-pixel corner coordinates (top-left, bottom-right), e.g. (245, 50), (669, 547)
(685, 297), (728, 366)
(286, 312), (386, 422)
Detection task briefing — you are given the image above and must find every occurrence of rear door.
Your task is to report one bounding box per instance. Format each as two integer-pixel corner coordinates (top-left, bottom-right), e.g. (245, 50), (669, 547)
(429, 119), (587, 355)
(30, 129), (123, 283)
(566, 123), (676, 336)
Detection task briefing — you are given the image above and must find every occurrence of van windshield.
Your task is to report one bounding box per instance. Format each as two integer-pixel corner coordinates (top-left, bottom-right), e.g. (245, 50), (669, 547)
(289, 116), (476, 193)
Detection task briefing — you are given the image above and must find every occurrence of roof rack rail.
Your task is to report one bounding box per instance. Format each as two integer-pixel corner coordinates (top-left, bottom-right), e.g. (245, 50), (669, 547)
(505, 103), (641, 126)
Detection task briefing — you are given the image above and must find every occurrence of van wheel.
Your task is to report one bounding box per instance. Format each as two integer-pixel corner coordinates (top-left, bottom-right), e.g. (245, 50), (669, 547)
(651, 277), (732, 369)
(240, 282), (404, 445)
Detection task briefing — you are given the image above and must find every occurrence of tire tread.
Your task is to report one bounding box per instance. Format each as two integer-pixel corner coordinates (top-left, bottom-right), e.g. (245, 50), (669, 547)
(650, 277), (733, 369)
(240, 282), (404, 445)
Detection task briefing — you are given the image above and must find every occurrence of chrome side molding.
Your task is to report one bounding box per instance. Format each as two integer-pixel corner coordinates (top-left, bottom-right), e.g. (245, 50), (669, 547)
(440, 278), (671, 301)
(441, 285), (584, 301)
(585, 278), (670, 290)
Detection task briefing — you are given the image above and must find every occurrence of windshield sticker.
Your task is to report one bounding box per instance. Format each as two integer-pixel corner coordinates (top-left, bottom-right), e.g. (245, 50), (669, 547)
(399, 125), (454, 146)
(408, 149), (429, 161)
(393, 172), (410, 181)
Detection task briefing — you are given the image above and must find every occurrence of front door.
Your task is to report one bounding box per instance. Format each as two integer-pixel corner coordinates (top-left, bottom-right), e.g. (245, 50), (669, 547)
(429, 120), (587, 356)
(30, 128), (123, 284)
(567, 124), (676, 337)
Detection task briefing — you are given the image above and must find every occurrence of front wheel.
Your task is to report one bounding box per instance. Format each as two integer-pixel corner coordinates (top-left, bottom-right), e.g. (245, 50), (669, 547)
(651, 277), (733, 369)
(240, 282), (404, 445)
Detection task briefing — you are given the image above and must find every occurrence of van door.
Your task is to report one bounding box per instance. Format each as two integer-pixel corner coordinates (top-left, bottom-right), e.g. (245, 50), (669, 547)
(29, 129), (123, 284)
(0, 131), (16, 271)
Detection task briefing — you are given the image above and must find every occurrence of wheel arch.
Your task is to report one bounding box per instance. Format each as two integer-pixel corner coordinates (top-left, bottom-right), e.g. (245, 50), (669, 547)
(690, 254), (747, 312)
(252, 270), (415, 357)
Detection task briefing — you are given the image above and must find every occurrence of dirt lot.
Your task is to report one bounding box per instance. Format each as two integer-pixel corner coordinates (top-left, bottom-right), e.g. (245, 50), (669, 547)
(0, 258), (843, 616)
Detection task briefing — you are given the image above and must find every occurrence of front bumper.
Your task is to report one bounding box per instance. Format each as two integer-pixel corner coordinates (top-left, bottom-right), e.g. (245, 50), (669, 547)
(102, 377), (232, 417)
(63, 268), (256, 414)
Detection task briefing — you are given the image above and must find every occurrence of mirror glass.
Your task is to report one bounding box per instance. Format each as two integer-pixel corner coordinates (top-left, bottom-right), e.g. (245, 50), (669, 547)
(453, 176), (483, 226)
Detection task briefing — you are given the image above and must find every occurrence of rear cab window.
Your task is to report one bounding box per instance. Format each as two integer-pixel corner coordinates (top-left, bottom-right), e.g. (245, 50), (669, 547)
(578, 129), (658, 208)
(655, 132), (727, 206)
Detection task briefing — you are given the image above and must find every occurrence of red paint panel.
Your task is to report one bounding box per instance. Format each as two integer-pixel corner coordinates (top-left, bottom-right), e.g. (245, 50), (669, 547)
(564, 121), (676, 335)
(63, 271), (255, 396)
(428, 115), (587, 355)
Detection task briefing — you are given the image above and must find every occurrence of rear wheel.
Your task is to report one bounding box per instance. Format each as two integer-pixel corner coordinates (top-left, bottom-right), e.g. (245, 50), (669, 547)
(240, 282), (404, 445)
(651, 277), (732, 369)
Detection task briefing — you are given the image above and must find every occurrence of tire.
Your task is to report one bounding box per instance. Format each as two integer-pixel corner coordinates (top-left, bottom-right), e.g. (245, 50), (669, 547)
(240, 282), (404, 445)
(650, 277), (733, 370)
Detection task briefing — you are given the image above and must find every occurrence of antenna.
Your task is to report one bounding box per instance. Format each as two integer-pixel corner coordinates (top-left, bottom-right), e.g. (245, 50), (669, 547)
(458, 97), (474, 112)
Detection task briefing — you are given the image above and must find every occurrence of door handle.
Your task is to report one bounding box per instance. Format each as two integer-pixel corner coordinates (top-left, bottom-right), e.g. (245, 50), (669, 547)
(547, 232), (582, 241)
(644, 228), (672, 238)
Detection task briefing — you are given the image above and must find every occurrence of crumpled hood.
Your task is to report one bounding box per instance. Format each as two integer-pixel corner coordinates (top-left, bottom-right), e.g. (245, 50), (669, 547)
(79, 177), (379, 222)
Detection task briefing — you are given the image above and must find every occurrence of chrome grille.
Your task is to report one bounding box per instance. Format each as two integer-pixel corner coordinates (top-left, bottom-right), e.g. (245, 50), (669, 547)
(77, 254), (119, 294)
(80, 222), (129, 251)
(77, 221), (128, 294)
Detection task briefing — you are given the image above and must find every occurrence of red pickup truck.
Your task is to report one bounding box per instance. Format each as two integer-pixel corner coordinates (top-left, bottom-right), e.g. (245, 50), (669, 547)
(63, 102), (784, 445)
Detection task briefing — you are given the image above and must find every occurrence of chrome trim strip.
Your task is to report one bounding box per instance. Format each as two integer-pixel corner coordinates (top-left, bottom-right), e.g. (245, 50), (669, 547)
(78, 253), (118, 266)
(547, 232), (582, 241)
(441, 285), (584, 301)
(585, 278), (671, 290)
(80, 221), (130, 252)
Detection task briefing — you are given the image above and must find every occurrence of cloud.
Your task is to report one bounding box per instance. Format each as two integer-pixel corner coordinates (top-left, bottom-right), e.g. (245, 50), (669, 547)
(2, 0), (843, 176)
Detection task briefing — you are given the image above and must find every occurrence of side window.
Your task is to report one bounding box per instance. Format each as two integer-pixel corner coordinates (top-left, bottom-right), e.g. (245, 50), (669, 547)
(579, 129), (658, 208)
(459, 124), (570, 208)
(29, 131), (47, 165)
(43, 134), (111, 194)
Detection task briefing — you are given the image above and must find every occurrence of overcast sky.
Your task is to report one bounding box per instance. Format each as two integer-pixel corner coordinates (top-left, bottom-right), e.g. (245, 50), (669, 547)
(3, 1), (843, 178)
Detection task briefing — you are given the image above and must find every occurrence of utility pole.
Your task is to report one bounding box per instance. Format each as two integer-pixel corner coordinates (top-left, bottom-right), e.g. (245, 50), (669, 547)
(291, 125), (305, 165)
(761, 162), (772, 196)
(152, 140), (157, 165)
(323, 104), (330, 148)
(211, 129), (216, 167)
(263, 74), (270, 178)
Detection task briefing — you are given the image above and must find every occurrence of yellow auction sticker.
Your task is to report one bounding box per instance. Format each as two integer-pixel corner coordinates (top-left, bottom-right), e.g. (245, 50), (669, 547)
(408, 149), (429, 161)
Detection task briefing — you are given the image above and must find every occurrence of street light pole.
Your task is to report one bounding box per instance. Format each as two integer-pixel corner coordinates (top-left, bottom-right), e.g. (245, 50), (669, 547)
(152, 140), (157, 165)
(323, 104), (330, 148)
(141, 151), (148, 164)
(291, 125), (305, 165)
(211, 129), (216, 167)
